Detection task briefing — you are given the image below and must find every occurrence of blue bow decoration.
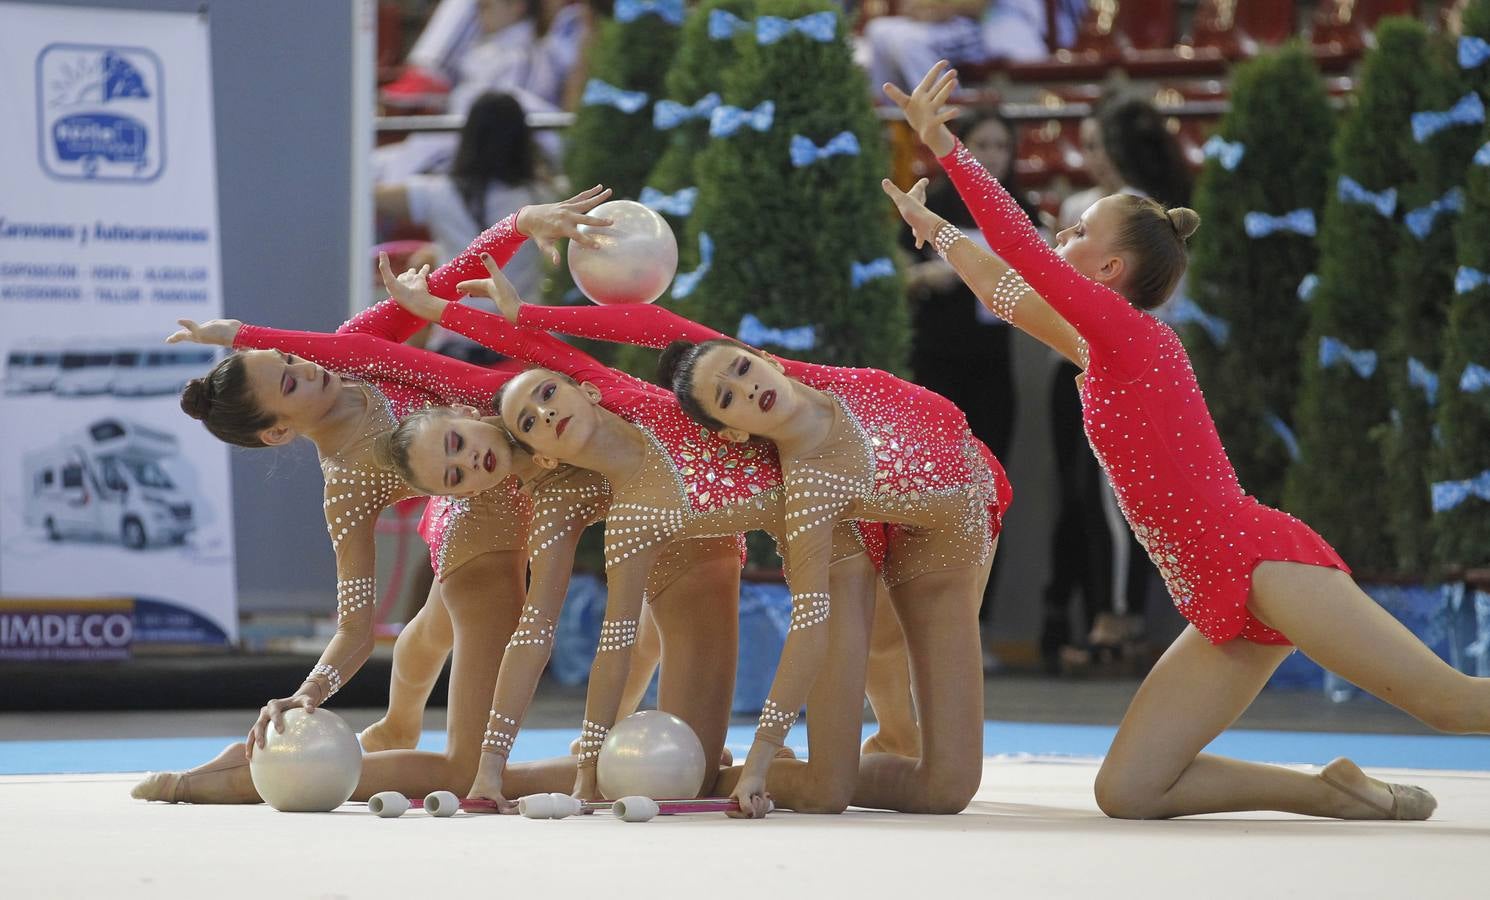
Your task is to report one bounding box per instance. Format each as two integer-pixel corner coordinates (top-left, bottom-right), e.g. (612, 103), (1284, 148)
(1404, 187), (1464, 239)
(1461, 35), (1490, 69)
(1243, 209), (1316, 238)
(671, 233), (713, 298)
(1475, 141), (1490, 167)
(1411, 92), (1485, 143)
(709, 100), (775, 138)
(1167, 296), (1230, 345)
(756, 11), (837, 45)
(789, 131), (860, 167)
(737, 313), (817, 351)
(1265, 413), (1301, 461)
(1431, 469), (1490, 513)
(581, 79), (649, 114)
(1298, 273), (1319, 301)
(653, 92), (720, 130)
(1462, 363), (1490, 393)
(1337, 175), (1397, 217)
(1408, 357), (1439, 406)
(1201, 135), (1245, 171)
(850, 257), (895, 288)
(1456, 266), (1490, 294)
(709, 9), (751, 40)
(615, 0), (684, 26)
(638, 186), (698, 218)
(1319, 336), (1377, 378)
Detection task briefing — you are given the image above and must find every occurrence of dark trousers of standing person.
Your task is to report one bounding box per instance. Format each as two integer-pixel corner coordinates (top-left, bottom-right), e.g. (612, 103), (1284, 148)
(911, 320), (1015, 634)
(1041, 359), (1151, 671)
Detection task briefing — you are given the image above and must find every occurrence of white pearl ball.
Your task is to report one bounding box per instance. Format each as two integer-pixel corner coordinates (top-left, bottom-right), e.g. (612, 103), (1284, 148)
(248, 709), (362, 813)
(568, 200), (678, 305)
(597, 710), (707, 801)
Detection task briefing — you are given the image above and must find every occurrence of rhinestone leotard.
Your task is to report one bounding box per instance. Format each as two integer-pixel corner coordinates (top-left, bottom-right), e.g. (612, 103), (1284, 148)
(938, 140), (1348, 644)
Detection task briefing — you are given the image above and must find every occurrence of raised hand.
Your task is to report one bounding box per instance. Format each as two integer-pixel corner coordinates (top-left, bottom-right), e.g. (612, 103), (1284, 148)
(882, 60), (960, 158)
(516, 184), (615, 266)
(166, 318), (241, 347)
(882, 178), (944, 250)
(455, 252), (522, 324)
(378, 252), (444, 322)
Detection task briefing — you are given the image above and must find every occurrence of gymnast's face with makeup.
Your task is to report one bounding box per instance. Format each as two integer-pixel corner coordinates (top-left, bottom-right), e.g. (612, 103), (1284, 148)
(499, 367), (603, 462)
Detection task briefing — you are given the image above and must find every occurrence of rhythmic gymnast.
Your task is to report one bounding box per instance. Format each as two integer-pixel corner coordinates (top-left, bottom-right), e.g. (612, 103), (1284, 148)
(883, 61), (1490, 820)
(131, 192), (645, 804)
(379, 260), (919, 814)
(560, 289), (1009, 817)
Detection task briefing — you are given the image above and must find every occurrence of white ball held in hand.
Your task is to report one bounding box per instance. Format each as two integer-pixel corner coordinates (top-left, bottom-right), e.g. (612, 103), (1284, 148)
(567, 200), (678, 305)
(248, 708), (363, 812)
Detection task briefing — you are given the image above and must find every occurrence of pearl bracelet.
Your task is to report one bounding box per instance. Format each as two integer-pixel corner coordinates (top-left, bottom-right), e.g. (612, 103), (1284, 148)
(931, 222), (964, 258)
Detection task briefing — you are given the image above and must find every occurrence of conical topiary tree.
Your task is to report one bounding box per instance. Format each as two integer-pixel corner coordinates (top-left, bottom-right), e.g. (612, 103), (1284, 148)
(1432, 120), (1490, 570)
(1382, 31), (1483, 576)
(608, 0), (758, 376)
(1181, 45), (1333, 507)
(1284, 18), (1438, 571)
(683, 0), (907, 370)
(542, 10), (682, 312)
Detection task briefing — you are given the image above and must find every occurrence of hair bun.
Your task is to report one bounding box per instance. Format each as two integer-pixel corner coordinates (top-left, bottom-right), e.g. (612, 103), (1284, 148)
(181, 377), (213, 421)
(1167, 207), (1201, 241)
(656, 340), (697, 389)
(371, 430), (397, 471)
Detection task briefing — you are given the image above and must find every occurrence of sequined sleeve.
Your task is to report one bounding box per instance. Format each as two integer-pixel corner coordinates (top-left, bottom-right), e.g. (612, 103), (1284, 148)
(439, 302), (620, 391)
(300, 455), (409, 701)
(937, 140), (1157, 378)
(573, 547), (660, 782)
(747, 466), (849, 746)
(480, 469), (610, 761)
(515, 302), (728, 349)
(340, 213), (527, 341)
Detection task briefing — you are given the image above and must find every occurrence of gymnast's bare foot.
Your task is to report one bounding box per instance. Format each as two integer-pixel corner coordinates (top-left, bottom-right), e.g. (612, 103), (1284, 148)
(358, 716), (422, 753)
(862, 730), (919, 758)
(130, 741), (261, 804)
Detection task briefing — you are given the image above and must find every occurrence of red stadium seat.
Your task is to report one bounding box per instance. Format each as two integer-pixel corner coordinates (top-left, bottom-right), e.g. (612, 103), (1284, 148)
(1008, 0), (1125, 82)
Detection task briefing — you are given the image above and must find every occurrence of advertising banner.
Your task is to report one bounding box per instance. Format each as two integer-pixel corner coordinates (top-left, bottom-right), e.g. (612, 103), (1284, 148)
(0, 3), (237, 649)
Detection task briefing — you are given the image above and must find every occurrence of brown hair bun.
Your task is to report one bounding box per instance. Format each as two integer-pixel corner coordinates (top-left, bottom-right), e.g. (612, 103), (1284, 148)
(1167, 207), (1201, 241)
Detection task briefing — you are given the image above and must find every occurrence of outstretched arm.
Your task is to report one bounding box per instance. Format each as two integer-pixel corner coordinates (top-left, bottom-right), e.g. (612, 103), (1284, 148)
(515, 302), (728, 349)
(344, 187), (616, 341)
(571, 547), (661, 800)
(881, 181), (1086, 367)
(885, 63), (1152, 373)
(468, 477), (609, 808)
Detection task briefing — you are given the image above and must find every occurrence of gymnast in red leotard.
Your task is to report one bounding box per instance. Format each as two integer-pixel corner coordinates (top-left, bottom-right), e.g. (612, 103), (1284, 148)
(557, 290), (1010, 817)
(381, 259), (920, 814)
(132, 191), (651, 806)
(883, 61), (1490, 821)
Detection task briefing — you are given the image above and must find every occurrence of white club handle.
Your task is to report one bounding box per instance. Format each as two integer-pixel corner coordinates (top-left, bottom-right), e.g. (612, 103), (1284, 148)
(424, 790), (460, 817)
(369, 791), (410, 818)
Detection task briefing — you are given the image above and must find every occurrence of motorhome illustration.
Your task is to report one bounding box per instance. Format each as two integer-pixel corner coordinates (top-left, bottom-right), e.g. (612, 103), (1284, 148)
(4, 339), (215, 397)
(23, 418), (195, 550)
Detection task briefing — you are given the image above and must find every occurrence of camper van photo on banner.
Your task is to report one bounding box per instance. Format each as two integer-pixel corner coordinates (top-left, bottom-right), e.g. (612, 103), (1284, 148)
(0, 3), (236, 659)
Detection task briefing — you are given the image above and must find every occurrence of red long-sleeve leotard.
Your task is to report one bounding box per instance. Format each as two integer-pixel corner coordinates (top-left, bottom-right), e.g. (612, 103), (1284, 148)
(938, 140), (1347, 644)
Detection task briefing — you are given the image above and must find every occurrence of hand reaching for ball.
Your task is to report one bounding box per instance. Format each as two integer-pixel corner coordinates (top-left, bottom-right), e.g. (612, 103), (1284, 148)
(166, 318), (241, 347)
(245, 688), (322, 760)
(516, 184), (615, 266)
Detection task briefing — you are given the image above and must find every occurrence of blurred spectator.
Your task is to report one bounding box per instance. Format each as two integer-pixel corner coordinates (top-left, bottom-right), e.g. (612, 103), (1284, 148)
(900, 109), (1040, 672)
(859, 0), (1088, 95)
(378, 0), (587, 178)
(1044, 92), (1192, 673)
(375, 91), (556, 361)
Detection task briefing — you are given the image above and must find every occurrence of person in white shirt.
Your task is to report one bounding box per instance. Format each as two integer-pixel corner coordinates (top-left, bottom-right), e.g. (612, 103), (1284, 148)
(376, 91), (556, 360)
(858, 0), (1088, 96)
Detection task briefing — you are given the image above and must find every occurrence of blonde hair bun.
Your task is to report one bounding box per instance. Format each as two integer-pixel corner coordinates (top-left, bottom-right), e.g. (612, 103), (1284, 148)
(1167, 207), (1201, 241)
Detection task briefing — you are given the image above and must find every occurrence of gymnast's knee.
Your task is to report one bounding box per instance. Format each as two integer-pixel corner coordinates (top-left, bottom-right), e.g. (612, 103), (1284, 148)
(787, 769), (854, 814)
(1093, 764), (1161, 820)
